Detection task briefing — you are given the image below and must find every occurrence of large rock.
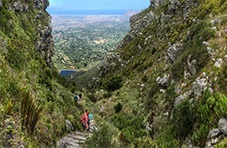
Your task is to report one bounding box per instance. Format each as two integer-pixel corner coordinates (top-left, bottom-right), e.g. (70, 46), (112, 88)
(167, 43), (183, 63)
(13, 1), (23, 12)
(192, 77), (207, 97)
(65, 120), (74, 131)
(187, 55), (197, 75)
(218, 118), (227, 135)
(156, 74), (170, 87)
(207, 128), (221, 139)
(174, 91), (192, 106)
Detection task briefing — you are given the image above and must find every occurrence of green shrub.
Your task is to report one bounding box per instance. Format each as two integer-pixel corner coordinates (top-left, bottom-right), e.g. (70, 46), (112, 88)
(85, 124), (114, 148)
(142, 75), (148, 83)
(102, 91), (112, 98)
(21, 90), (42, 135)
(114, 102), (123, 113)
(156, 125), (180, 148)
(172, 100), (195, 140)
(111, 113), (148, 145)
(191, 124), (209, 146)
(87, 93), (98, 102)
(104, 76), (123, 92)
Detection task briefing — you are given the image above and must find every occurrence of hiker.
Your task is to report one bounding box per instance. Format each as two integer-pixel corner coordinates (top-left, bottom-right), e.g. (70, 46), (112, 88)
(80, 110), (89, 131)
(88, 113), (93, 131)
(74, 93), (82, 102)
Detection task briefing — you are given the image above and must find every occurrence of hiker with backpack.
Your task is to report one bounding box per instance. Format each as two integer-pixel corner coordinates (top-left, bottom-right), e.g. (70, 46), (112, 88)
(74, 93), (82, 103)
(80, 110), (89, 132)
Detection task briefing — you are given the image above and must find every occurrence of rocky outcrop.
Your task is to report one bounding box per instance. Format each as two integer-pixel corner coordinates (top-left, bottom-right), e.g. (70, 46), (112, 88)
(167, 43), (183, 63)
(1, 0), (53, 67)
(156, 74), (170, 88)
(36, 24), (54, 67)
(150, 0), (166, 9)
(206, 118), (227, 147)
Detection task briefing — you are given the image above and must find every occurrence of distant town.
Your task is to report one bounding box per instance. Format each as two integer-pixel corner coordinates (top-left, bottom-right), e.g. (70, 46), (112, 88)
(51, 13), (133, 71)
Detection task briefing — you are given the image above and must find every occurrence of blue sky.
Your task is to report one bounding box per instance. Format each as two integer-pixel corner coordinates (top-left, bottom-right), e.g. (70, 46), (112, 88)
(48, 0), (150, 10)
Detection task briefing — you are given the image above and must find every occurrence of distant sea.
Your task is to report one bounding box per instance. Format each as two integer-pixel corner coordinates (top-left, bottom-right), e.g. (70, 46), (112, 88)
(47, 9), (141, 15)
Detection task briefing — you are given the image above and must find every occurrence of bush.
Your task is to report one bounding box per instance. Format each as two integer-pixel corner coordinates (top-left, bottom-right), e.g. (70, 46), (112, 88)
(104, 76), (123, 92)
(21, 90), (42, 135)
(102, 91), (112, 98)
(87, 93), (98, 102)
(114, 102), (123, 113)
(111, 113), (148, 145)
(191, 124), (209, 146)
(172, 100), (195, 140)
(85, 124), (113, 148)
(156, 125), (180, 148)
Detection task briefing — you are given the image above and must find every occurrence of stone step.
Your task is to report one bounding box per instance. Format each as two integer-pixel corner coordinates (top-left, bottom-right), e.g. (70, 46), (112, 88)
(67, 133), (87, 141)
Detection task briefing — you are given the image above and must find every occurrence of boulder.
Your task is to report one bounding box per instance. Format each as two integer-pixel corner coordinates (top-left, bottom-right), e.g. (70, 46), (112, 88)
(192, 77), (207, 97)
(156, 74), (170, 87)
(214, 58), (223, 68)
(207, 128), (221, 139)
(187, 55), (197, 75)
(65, 120), (74, 131)
(174, 91), (191, 106)
(167, 43), (183, 63)
(13, 1), (23, 12)
(218, 118), (227, 135)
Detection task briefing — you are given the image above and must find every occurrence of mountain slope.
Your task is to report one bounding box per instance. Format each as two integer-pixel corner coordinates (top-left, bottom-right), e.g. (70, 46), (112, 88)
(76, 0), (227, 147)
(0, 0), (84, 147)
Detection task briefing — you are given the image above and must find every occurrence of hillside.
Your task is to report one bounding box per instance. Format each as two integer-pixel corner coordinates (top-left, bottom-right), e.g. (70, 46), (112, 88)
(75, 0), (227, 147)
(0, 0), (85, 147)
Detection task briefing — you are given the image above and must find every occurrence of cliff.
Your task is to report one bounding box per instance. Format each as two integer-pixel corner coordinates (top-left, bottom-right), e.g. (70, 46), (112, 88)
(0, 0), (82, 147)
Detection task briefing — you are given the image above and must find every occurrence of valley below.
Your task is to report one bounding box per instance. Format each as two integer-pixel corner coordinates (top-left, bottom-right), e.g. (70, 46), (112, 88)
(51, 14), (131, 71)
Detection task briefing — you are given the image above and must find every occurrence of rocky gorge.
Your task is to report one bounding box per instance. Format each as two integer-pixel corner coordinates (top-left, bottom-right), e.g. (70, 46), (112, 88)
(0, 0), (227, 147)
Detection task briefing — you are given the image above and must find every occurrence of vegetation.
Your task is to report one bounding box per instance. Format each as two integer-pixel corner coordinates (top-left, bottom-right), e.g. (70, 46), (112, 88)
(1, 0), (227, 147)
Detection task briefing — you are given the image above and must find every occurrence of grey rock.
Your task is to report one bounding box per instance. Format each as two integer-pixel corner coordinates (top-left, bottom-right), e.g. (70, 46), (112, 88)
(168, 0), (180, 14)
(207, 46), (215, 56)
(192, 77), (207, 97)
(207, 128), (221, 139)
(14, 1), (23, 12)
(214, 58), (223, 68)
(210, 19), (221, 27)
(0, 0), (2, 10)
(167, 43), (183, 63)
(65, 120), (74, 131)
(150, 0), (166, 9)
(218, 118), (227, 135)
(187, 55), (197, 75)
(174, 91), (191, 106)
(156, 74), (170, 87)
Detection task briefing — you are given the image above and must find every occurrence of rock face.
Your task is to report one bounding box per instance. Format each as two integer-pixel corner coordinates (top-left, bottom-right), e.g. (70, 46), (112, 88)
(0, 0), (53, 67)
(150, 0), (166, 9)
(167, 43), (183, 63)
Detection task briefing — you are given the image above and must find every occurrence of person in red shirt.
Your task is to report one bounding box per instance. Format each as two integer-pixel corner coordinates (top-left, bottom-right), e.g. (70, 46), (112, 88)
(81, 110), (89, 131)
